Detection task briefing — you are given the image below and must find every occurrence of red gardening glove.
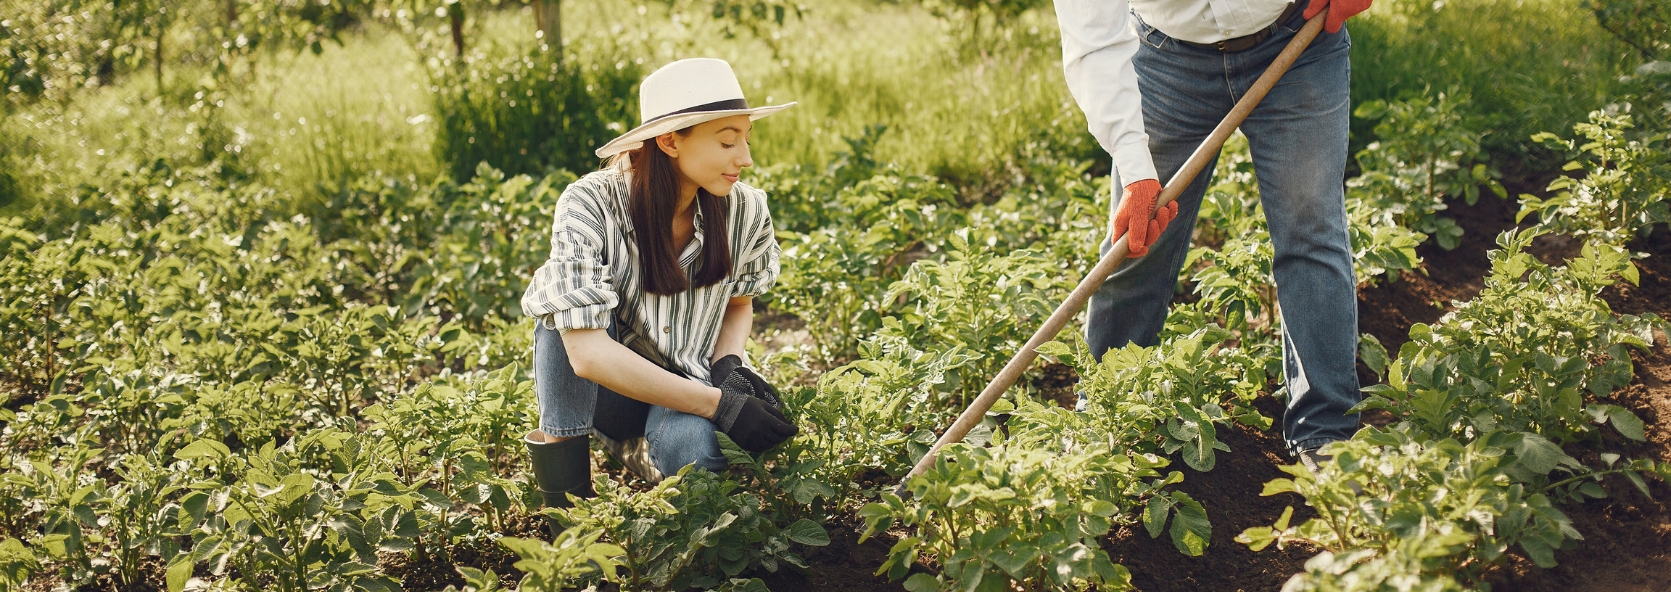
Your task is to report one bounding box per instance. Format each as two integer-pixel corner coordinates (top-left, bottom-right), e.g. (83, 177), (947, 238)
(1303, 0), (1371, 34)
(1112, 179), (1176, 257)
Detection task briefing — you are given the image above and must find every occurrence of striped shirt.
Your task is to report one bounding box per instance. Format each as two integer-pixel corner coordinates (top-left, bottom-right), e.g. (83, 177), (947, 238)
(520, 163), (781, 386)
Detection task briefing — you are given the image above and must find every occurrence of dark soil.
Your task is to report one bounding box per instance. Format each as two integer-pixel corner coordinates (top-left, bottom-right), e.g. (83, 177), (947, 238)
(1032, 362), (1080, 409)
(756, 515), (912, 591)
(1104, 395), (1319, 592)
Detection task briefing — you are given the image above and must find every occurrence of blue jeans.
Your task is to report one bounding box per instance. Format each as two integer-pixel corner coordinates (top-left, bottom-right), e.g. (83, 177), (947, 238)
(534, 323), (727, 476)
(1085, 11), (1360, 452)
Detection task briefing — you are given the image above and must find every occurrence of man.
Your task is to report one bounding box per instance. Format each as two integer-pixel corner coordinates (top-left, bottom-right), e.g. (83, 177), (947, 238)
(1055, 0), (1371, 469)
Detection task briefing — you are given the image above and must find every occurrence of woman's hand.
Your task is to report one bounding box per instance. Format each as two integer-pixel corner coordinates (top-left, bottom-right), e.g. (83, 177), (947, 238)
(710, 354), (780, 407)
(711, 370), (798, 452)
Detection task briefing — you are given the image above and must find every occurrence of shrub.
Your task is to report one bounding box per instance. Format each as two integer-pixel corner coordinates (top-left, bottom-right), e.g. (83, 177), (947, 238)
(429, 44), (637, 181)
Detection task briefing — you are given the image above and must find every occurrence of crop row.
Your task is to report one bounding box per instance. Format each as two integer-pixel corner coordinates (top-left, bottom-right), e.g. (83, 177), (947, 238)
(1236, 111), (1671, 590)
(1, 96), (1666, 592)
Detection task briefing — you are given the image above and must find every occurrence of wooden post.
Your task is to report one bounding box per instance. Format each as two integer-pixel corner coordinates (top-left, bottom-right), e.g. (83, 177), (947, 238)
(450, 5), (466, 57)
(534, 0), (562, 55)
(153, 13), (165, 94)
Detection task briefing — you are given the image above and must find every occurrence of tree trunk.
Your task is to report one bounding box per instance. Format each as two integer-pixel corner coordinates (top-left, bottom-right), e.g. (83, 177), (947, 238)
(225, 0), (237, 23)
(154, 24), (164, 94)
(534, 0), (562, 56)
(450, 7), (466, 58)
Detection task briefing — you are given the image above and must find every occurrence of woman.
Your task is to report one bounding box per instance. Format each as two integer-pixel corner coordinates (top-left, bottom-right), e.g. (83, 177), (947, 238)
(519, 58), (799, 509)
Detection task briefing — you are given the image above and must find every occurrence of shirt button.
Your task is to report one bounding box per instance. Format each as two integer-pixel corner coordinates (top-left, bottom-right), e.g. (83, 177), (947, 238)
(663, 326), (670, 334)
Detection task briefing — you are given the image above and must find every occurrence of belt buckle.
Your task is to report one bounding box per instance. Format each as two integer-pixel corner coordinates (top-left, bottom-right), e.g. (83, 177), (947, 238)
(1216, 40), (1228, 51)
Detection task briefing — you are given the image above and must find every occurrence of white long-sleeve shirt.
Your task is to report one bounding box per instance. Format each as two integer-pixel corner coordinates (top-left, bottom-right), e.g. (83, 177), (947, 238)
(1054, 0), (1291, 184)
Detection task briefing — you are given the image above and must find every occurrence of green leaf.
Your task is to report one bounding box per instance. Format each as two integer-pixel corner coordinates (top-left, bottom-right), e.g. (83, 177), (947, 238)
(1235, 527), (1276, 552)
(1608, 407), (1646, 441)
(903, 573), (939, 592)
(715, 431), (757, 466)
(1084, 499), (1118, 518)
(1167, 494), (1211, 557)
(1359, 334), (1390, 379)
(786, 519), (830, 546)
(175, 439), (231, 461)
(166, 558), (194, 592)
(1034, 341), (1074, 363)
(1143, 495), (1173, 539)
(1514, 433), (1577, 475)
(1625, 470), (1651, 497)
(1259, 479), (1297, 496)
(1520, 536), (1558, 569)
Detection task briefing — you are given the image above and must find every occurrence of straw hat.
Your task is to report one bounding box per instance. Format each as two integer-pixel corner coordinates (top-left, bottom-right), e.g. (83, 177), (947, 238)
(594, 58), (796, 159)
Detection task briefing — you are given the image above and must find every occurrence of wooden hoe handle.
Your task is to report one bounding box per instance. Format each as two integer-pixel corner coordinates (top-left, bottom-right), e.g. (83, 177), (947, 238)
(893, 9), (1330, 496)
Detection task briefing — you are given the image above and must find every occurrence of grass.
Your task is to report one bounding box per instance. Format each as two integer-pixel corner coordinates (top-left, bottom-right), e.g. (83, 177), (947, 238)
(1349, 0), (1638, 157)
(555, 1), (1098, 188)
(224, 27), (440, 197)
(0, 0), (1644, 230)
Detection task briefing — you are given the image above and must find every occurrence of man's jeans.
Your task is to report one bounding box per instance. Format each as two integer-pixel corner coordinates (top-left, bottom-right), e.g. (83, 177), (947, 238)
(534, 323), (727, 476)
(1086, 11), (1360, 453)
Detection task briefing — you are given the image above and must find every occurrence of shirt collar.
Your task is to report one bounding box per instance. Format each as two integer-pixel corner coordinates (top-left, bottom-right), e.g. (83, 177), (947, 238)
(679, 205), (706, 270)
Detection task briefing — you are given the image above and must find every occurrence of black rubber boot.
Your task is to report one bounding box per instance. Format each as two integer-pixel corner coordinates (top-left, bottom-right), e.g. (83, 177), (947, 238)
(525, 430), (595, 512)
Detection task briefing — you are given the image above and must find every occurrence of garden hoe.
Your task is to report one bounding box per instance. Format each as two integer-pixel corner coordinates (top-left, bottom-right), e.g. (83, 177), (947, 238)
(895, 8), (1332, 497)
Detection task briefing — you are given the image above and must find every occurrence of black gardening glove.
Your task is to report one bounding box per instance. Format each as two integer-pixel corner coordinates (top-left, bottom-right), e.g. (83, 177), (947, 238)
(709, 354), (781, 407)
(711, 371), (798, 453)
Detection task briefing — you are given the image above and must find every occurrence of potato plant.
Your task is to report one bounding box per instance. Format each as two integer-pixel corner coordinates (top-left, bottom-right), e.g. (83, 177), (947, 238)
(1350, 92), (1506, 250)
(771, 174), (962, 357)
(1518, 111), (1671, 244)
(167, 431), (419, 592)
(1357, 229), (1662, 444)
(1238, 228), (1671, 588)
(777, 333), (982, 505)
(859, 442), (1142, 592)
(542, 466), (828, 591)
(881, 236), (1081, 404)
(1240, 427), (1585, 581)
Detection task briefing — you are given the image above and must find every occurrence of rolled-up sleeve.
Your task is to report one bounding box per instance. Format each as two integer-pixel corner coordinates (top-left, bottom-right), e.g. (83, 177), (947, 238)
(520, 184), (618, 332)
(729, 189), (780, 298)
(1055, 0), (1157, 185)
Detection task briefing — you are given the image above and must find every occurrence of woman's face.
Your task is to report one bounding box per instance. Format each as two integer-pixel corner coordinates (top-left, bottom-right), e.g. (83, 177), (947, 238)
(660, 114), (754, 197)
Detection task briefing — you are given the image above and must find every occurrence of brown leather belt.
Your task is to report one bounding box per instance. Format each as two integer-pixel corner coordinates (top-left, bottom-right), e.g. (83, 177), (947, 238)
(1175, 2), (1301, 53)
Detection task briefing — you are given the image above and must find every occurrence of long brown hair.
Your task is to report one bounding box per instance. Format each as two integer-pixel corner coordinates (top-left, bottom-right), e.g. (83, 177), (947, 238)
(617, 131), (731, 295)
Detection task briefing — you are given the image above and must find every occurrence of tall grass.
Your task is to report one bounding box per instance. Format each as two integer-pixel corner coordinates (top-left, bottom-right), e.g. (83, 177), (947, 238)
(226, 26), (440, 197)
(0, 0), (1645, 229)
(554, 1), (1098, 193)
(1348, 0), (1637, 157)
(0, 21), (440, 227)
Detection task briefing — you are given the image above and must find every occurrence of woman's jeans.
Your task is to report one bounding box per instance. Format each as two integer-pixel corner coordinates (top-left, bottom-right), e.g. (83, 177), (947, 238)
(1085, 11), (1361, 453)
(534, 323), (727, 476)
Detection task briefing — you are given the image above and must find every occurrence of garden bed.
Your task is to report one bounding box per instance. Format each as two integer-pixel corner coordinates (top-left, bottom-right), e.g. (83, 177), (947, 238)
(377, 168), (1671, 591)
